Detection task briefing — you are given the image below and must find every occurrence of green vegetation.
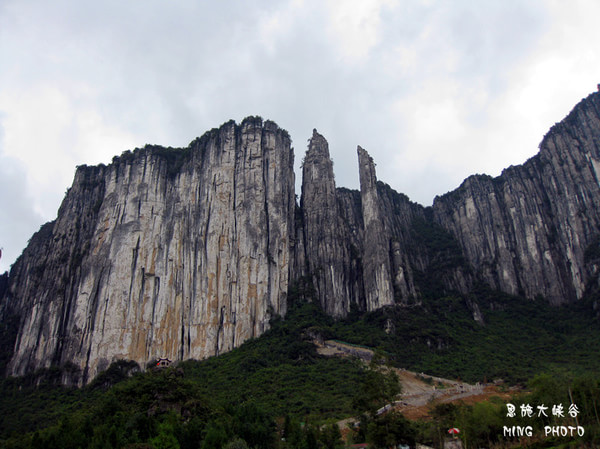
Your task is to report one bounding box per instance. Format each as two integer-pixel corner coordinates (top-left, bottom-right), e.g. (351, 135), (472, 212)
(149, 145), (192, 179)
(111, 144), (193, 179)
(0, 299), (369, 449)
(107, 116), (291, 183)
(408, 215), (470, 298)
(329, 285), (600, 384)
(2, 279), (600, 448)
(423, 374), (600, 448)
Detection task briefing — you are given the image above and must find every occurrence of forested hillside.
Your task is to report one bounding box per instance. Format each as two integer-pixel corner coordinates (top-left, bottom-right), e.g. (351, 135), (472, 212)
(2, 287), (600, 448)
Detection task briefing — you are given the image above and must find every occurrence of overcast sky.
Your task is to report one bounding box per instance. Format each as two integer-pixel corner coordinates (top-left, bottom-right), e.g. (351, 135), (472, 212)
(1, 0), (600, 272)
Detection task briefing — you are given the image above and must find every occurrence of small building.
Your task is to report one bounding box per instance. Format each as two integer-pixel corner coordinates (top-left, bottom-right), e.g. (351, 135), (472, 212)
(156, 357), (172, 368)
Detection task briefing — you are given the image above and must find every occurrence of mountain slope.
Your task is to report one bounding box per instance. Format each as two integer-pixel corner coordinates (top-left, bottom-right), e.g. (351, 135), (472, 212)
(2, 92), (600, 383)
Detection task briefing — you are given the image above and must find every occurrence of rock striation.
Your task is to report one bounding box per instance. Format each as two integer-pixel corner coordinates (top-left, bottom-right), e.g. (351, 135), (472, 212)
(433, 92), (600, 304)
(3, 118), (295, 382)
(3, 92), (600, 382)
(300, 130), (355, 316)
(357, 146), (395, 310)
(298, 134), (421, 315)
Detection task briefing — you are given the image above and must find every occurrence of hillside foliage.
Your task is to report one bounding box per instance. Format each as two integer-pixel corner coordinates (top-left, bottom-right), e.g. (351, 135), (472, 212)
(1, 284), (600, 448)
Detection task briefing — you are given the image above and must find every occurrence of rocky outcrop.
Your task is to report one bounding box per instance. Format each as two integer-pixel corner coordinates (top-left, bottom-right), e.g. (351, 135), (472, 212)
(433, 92), (600, 304)
(297, 138), (466, 312)
(4, 91), (600, 383)
(357, 146), (395, 310)
(298, 136), (430, 314)
(297, 92), (600, 309)
(3, 118), (295, 382)
(300, 130), (356, 316)
(374, 184), (472, 300)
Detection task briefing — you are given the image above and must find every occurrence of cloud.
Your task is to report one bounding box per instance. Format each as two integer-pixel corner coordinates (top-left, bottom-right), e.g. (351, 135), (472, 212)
(0, 137), (45, 274)
(2, 0), (600, 268)
(0, 85), (139, 218)
(324, 0), (396, 64)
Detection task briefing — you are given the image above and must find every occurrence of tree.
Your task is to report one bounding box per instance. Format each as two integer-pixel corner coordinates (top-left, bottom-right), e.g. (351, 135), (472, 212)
(224, 438), (250, 449)
(366, 412), (415, 449)
(319, 423), (343, 449)
(201, 422), (229, 449)
(461, 401), (504, 448)
(150, 420), (181, 449)
(231, 402), (276, 449)
(352, 363), (401, 415)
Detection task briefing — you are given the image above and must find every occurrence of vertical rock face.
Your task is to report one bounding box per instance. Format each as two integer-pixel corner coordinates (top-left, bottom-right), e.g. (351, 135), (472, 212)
(357, 146), (395, 309)
(297, 139), (455, 313)
(300, 130), (354, 316)
(296, 92), (600, 311)
(298, 135), (429, 314)
(4, 118), (295, 382)
(4, 92), (600, 383)
(433, 92), (600, 304)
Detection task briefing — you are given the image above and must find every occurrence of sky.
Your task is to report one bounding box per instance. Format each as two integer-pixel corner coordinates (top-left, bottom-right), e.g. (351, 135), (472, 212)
(1, 0), (600, 272)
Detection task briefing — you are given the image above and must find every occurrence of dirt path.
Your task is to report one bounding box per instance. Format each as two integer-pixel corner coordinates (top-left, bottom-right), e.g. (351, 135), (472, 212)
(316, 339), (508, 424)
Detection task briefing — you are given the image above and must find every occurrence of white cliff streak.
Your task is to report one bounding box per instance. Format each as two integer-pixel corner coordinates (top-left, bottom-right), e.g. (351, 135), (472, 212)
(5, 118), (294, 382)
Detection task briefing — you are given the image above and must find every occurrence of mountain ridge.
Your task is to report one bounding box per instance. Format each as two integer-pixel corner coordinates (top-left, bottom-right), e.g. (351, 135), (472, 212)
(2, 91), (600, 383)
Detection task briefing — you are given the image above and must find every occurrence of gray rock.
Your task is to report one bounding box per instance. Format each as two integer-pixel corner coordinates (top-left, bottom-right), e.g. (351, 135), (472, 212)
(4, 118), (295, 383)
(433, 92), (600, 304)
(300, 130), (354, 316)
(4, 92), (600, 383)
(357, 146), (394, 310)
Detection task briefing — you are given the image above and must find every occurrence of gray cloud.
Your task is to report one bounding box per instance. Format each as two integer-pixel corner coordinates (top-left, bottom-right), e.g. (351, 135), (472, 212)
(1, 0), (600, 268)
(0, 134), (44, 273)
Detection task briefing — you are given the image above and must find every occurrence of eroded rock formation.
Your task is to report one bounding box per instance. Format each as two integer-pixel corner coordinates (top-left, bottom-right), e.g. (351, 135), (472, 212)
(433, 92), (600, 304)
(3, 118), (295, 382)
(3, 91), (600, 382)
(300, 130), (355, 316)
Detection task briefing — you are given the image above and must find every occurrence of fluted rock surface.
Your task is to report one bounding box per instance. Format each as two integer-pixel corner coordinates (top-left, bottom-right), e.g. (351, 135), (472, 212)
(4, 91), (600, 383)
(433, 92), (600, 304)
(297, 139), (462, 312)
(357, 146), (395, 309)
(300, 130), (355, 316)
(298, 136), (423, 314)
(4, 118), (295, 382)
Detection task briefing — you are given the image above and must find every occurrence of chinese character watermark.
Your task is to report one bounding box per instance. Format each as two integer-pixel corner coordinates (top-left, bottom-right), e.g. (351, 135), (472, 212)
(504, 403), (585, 438)
(506, 403), (579, 419)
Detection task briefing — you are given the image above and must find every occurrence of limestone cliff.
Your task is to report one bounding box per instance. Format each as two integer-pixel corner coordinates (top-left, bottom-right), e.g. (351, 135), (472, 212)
(3, 117), (295, 382)
(300, 130), (355, 316)
(296, 136), (467, 312)
(357, 146), (395, 310)
(433, 92), (600, 304)
(295, 92), (600, 310)
(3, 92), (600, 383)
